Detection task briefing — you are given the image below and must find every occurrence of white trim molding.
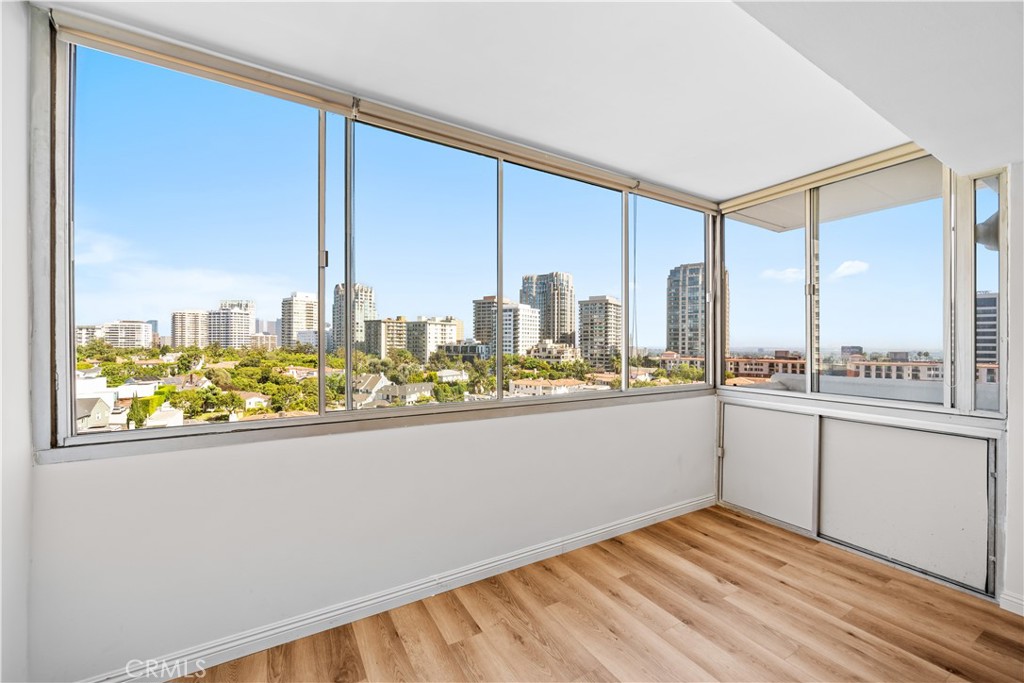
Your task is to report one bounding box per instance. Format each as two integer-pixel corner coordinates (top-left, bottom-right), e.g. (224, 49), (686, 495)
(80, 494), (716, 683)
(999, 590), (1024, 616)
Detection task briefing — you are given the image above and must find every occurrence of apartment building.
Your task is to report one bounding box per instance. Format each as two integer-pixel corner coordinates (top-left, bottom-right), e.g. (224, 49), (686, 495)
(405, 316), (460, 362)
(520, 272), (576, 346)
(578, 295), (622, 371)
(472, 296), (541, 356)
(364, 317), (408, 359)
(95, 320), (154, 349)
(170, 310), (209, 349)
(280, 291), (318, 349)
(666, 262), (706, 357)
(332, 283), (377, 352)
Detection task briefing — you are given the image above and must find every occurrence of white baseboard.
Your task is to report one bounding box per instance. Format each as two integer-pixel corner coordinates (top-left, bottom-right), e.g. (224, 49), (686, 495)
(85, 493), (715, 683)
(999, 590), (1024, 616)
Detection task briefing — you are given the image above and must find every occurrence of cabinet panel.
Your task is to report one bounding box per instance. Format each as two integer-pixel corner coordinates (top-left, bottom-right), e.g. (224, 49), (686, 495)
(721, 404), (816, 531)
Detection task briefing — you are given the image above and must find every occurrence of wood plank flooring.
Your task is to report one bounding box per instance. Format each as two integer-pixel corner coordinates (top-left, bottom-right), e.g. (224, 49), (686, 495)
(184, 506), (1024, 682)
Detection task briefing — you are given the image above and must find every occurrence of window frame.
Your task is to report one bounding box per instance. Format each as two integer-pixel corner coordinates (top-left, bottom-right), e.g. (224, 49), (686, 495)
(37, 14), (718, 459)
(719, 156), (1009, 421)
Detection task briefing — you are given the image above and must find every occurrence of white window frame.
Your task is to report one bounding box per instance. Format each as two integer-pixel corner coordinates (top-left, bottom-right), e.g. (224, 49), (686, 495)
(32, 9), (718, 462)
(718, 151), (1009, 422)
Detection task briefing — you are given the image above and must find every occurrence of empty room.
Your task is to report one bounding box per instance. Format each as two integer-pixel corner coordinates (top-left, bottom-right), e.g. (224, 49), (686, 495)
(1, 2), (1022, 682)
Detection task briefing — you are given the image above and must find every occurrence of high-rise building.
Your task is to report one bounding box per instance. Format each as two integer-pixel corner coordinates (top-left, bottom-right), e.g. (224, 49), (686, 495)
(976, 291), (998, 364)
(473, 296), (540, 356)
(406, 316), (460, 362)
(171, 310), (209, 348)
(281, 292), (318, 349)
(520, 272), (575, 346)
(332, 283), (377, 352)
(208, 301), (255, 349)
(666, 263), (705, 357)
(364, 317), (408, 358)
(579, 295), (622, 371)
(218, 300), (256, 334)
(146, 319), (161, 347)
(99, 320), (154, 349)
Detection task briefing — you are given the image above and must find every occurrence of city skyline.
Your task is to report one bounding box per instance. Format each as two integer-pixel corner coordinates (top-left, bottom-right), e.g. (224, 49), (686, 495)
(74, 46), (990, 357)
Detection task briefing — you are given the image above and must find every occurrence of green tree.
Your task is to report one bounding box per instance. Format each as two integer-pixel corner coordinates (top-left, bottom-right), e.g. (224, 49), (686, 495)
(77, 338), (117, 363)
(176, 348), (203, 374)
(170, 390), (204, 418)
(100, 361), (142, 387)
(388, 348), (418, 365)
(127, 397), (148, 429)
(206, 366), (235, 390)
(218, 391), (244, 414)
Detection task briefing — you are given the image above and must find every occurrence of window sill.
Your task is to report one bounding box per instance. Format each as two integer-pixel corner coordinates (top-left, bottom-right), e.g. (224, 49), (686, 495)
(716, 386), (1005, 438)
(37, 384), (715, 464)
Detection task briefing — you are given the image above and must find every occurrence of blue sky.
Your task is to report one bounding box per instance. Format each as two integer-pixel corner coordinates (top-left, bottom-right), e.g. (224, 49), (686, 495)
(75, 46), (976, 355)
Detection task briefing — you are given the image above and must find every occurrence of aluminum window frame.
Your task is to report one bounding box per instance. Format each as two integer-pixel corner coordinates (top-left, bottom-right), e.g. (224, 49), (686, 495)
(719, 152), (1009, 421)
(38, 12), (718, 460)
(955, 168), (1010, 418)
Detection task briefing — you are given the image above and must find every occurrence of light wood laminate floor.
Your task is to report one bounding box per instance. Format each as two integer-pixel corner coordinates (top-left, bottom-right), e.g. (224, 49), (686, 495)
(186, 506), (1024, 682)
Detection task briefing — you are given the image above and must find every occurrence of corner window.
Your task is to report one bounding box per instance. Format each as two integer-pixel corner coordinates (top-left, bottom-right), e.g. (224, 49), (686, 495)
(628, 195), (708, 389)
(816, 156), (944, 404)
(974, 176), (1001, 412)
(723, 194), (806, 391)
(59, 42), (714, 448)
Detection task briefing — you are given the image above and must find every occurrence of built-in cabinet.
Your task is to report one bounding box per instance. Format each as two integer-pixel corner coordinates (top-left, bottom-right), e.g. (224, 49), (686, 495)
(720, 400), (994, 593)
(720, 404), (816, 531)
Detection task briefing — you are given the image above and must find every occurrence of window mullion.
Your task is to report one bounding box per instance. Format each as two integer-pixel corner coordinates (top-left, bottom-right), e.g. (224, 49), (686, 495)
(620, 191), (630, 392)
(806, 188), (819, 395)
(344, 118), (355, 413)
(317, 111), (327, 417)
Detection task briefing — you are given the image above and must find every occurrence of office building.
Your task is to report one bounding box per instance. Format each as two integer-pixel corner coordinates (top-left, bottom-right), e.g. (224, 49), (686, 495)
(977, 291), (999, 364)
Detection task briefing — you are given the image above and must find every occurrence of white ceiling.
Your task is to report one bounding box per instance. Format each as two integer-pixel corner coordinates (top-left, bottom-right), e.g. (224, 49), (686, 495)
(42, 2), (1020, 202)
(740, 1), (1024, 176)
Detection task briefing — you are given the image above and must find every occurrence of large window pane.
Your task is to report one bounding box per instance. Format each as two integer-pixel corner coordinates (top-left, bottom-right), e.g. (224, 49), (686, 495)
(502, 165), (621, 395)
(628, 195), (707, 388)
(723, 194), (806, 390)
(72, 47), (318, 434)
(816, 156), (944, 404)
(975, 176), (1001, 412)
(350, 123), (497, 410)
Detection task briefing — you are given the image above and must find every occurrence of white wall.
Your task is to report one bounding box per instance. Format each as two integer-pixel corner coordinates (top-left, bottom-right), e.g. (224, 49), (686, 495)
(1, 2), (34, 680)
(1003, 161), (1023, 614)
(29, 397), (716, 682)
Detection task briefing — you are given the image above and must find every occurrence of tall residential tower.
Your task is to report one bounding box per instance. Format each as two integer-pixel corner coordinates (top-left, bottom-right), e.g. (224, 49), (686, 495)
(520, 272), (575, 346)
